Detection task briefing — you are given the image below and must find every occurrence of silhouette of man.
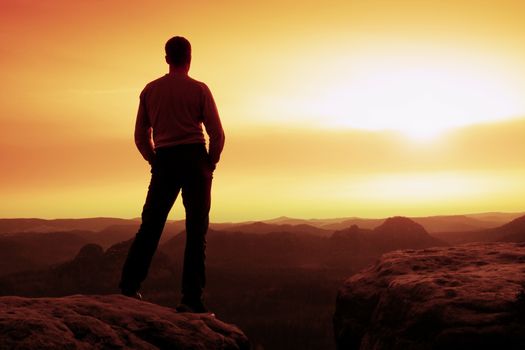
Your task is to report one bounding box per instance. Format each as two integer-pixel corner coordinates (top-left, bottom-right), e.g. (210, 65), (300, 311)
(119, 36), (225, 313)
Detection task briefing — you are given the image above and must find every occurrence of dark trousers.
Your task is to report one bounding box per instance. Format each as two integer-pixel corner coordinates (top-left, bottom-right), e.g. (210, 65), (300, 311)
(119, 143), (213, 300)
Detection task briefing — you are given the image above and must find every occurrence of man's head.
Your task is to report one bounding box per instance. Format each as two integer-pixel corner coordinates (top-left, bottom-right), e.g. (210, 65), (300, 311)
(165, 36), (191, 69)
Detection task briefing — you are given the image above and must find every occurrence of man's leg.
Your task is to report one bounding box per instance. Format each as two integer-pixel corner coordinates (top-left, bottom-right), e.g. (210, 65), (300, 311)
(120, 167), (180, 294)
(180, 158), (212, 306)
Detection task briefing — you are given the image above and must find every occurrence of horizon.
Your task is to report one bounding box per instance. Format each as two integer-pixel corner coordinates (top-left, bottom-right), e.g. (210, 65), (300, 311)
(2, 1), (525, 220)
(1, 210), (524, 224)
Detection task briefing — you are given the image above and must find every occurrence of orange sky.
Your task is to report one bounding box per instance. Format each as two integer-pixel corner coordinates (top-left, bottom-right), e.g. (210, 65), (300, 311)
(1, 0), (524, 220)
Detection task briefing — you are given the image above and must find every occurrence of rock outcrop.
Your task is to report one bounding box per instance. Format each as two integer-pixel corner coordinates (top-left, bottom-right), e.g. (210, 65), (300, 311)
(330, 217), (445, 259)
(334, 243), (525, 350)
(0, 294), (249, 350)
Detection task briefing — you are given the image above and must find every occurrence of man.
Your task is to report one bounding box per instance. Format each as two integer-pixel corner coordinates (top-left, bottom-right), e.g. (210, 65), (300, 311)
(119, 36), (225, 313)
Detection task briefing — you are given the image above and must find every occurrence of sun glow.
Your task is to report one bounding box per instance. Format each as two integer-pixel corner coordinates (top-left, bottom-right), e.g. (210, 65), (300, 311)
(2, 0), (525, 219)
(342, 60), (522, 139)
(352, 172), (509, 203)
(257, 50), (523, 141)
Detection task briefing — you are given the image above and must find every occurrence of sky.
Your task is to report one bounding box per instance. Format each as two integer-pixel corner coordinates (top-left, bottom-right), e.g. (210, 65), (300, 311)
(1, 0), (524, 221)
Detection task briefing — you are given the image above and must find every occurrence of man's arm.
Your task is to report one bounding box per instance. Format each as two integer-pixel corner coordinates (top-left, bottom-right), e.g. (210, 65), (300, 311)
(134, 93), (156, 164)
(202, 84), (225, 168)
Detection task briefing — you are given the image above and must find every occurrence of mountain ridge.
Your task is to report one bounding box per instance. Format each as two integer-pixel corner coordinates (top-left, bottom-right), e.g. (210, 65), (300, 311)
(2, 211), (523, 235)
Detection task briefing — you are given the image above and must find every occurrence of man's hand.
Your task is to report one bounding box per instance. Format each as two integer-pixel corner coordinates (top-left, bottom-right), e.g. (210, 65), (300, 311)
(147, 152), (156, 166)
(206, 154), (216, 172)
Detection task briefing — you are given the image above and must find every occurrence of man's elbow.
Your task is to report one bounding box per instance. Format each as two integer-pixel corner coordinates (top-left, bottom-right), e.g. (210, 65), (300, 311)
(215, 128), (225, 145)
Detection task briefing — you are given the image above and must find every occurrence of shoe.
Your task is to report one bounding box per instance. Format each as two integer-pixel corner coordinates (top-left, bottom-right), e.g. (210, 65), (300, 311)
(122, 290), (143, 301)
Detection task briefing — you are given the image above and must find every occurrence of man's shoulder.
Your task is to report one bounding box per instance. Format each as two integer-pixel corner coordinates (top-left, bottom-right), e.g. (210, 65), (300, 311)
(143, 75), (169, 90)
(186, 76), (210, 90)
(183, 76), (214, 98)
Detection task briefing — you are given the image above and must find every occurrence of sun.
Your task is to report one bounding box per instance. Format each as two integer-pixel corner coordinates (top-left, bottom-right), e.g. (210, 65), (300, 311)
(396, 124), (445, 142)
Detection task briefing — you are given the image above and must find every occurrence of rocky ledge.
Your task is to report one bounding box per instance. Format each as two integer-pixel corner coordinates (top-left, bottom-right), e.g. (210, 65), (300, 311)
(0, 294), (249, 350)
(334, 242), (525, 350)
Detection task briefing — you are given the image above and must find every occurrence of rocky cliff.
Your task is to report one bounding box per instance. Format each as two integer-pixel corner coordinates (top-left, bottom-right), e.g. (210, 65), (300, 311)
(0, 294), (249, 350)
(334, 242), (525, 350)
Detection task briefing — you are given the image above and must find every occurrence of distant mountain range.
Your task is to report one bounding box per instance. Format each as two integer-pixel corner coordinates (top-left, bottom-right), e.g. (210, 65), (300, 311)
(0, 216), (447, 296)
(0, 217), (139, 233)
(0, 213), (524, 282)
(218, 221), (333, 237)
(1, 211), (523, 235)
(433, 214), (525, 244)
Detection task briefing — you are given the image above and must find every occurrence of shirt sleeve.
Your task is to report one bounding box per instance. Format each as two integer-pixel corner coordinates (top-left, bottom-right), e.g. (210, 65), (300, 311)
(134, 90), (156, 163)
(201, 84), (225, 165)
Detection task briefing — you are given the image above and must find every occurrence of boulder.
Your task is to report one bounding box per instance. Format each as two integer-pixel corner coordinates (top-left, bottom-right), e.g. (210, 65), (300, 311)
(0, 294), (249, 350)
(334, 243), (525, 350)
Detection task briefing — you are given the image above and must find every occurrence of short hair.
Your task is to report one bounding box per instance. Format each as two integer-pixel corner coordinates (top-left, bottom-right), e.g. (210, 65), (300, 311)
(165, 36), (191, 66)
